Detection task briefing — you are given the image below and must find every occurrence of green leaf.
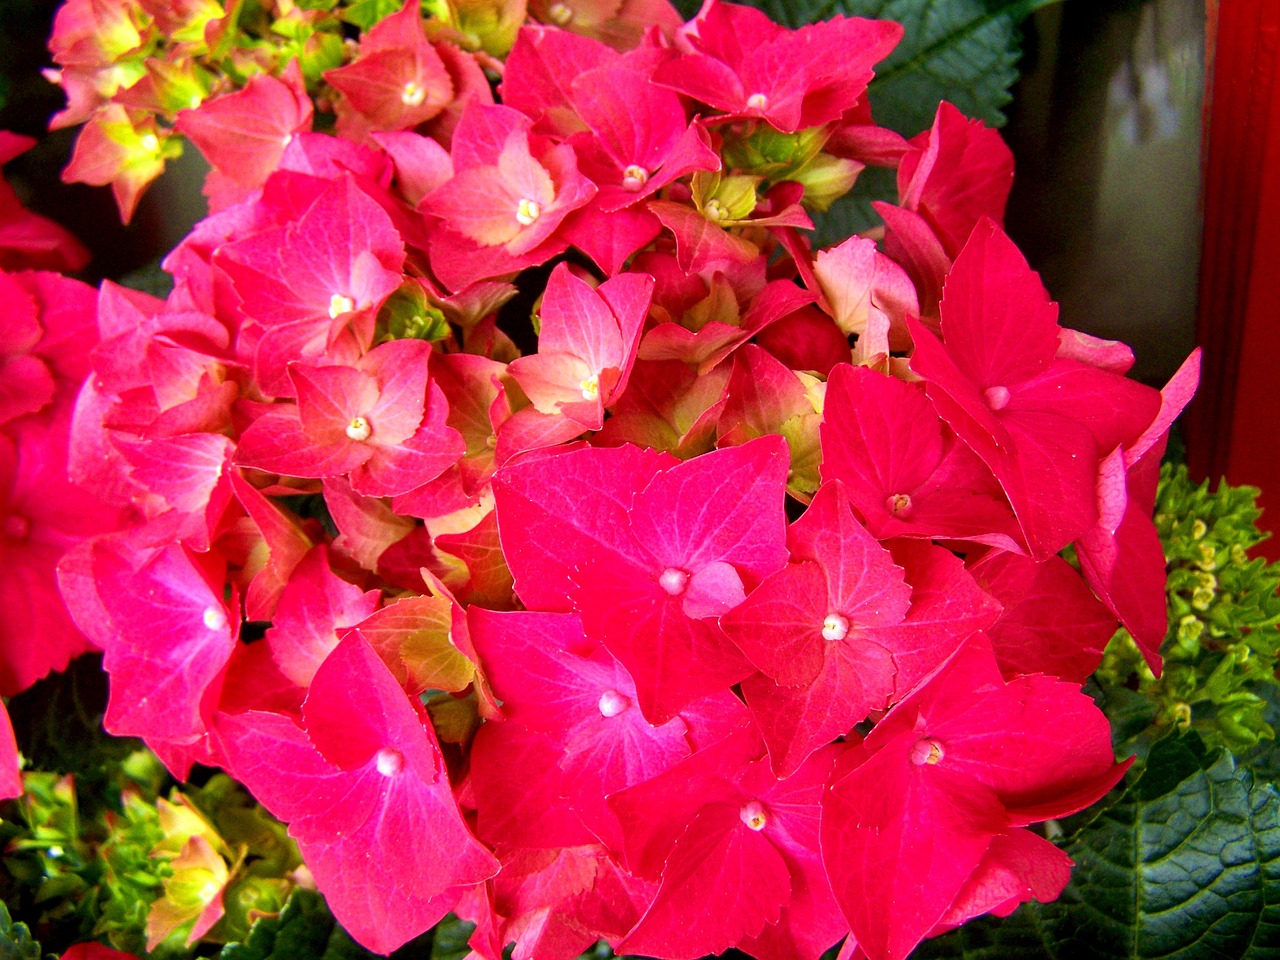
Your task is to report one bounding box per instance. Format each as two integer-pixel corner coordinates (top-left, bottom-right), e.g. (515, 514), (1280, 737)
(217, 889), (348, 960)
(216, 889), (437, 960)
(913, 732), (1280, 959)
(0, 902), (41, 960)
(428, 914), (474, 960)
(4, 656), (143, 812)
(341, 0), (402, 31)
(118, 259), (175, 300)
(675, 0), (1062, 134)
(834, 0), (1061, 135)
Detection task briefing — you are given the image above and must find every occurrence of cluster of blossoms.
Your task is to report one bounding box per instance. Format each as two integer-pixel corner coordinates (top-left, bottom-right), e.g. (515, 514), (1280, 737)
(0, 130), (117, 800)
(2, 1), (1204, 959)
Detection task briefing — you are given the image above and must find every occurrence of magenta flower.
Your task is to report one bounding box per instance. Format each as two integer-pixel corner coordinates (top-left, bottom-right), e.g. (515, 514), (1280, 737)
(236, 338), (464, 497)
(216, 634), (499, 954)
(821, 636), (1129, 960)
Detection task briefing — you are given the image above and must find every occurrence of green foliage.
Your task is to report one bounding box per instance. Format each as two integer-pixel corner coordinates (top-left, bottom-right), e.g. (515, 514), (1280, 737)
(916, 466), (1280, 959)
(4, 656), (144, 804)
(93, 781), (173, 957)
(340, 0), (403, 30)
(914, 733), (1280, 959)
(1097, 465), (1280, 754)
(0, 902), (41, 960)
(675, 0), (1060, 132)
(216, 889), (356, 960)
(217, 889), (440, 960)
(1, 737), (306, 959)
(426, 914), (475, 960)
(822, 0), (1061, 135)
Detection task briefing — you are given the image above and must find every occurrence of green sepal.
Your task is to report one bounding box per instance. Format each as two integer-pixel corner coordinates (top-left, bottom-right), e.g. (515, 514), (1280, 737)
(376, 284), (452, 344)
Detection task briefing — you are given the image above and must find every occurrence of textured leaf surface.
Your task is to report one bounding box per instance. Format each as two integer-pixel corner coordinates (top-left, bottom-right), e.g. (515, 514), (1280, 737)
(216, 888), (437, 960)
(913, 734), (1280, 959)
(0, 903), (40, 960)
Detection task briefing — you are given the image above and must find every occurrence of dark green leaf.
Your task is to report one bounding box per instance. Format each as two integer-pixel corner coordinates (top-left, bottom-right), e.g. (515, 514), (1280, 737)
(217, 889), (438, 960)
(811, 164), (897, 251)
(0, 903), (41, 960)
(915, 732), (1280, 960)
(673, 0), (1062, 135)
(428, 914), (474, 960)
(217, 889), (347, 960)
(117, 259), (175, 299)
(1085, 677), (1161, 755)
(5, 656), (142, 810)
(836, 0), (1061, 135)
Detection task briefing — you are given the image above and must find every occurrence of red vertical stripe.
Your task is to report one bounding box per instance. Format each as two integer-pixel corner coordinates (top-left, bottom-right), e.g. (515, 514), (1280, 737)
(1188, 0), (1280, 557)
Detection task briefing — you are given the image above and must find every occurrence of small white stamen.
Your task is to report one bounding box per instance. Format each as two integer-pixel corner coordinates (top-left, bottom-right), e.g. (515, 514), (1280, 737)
(401, 80), (426, 107)
(910, 738), (945, 766)
(329, 294), (355, 319)
(622, 165), (649, 191)
(548, 2), (573, 24)
(740, 800), (768, 831)
(580, 374), (600, 401)
(659, 568), (689, 596)
(282, 133), (295, 148)
(202, 606), (228, 631)
(345, 416), (372, 441)
(746, 93), (769, 111)
(598, 689), (629, 717)
(822, 613), (849, 642)
(47, 845), (64, 858)
(375, 747), (404, 776)
(983, 385), (1010, 411)
(140, 132), (160, 153)
(703, 199), (729, 222)
(516, 198), (542, 226)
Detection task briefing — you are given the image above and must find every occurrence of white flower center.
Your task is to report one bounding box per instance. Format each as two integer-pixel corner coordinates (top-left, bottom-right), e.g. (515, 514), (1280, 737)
(910, 738), (945, 766)
(329, 294), (355, 319)
(202, 606), (228, 631)
(401, 80), (426, 107)
(740, 800), (767, 831)
(598, 689), (630, 717)
(580, 374), (600, 401)
(746, 93), (769, 111)
(983, 385), (1011, 411)
(345, 416), (372, 441)
(622, 165), (649, 191)
(375, 747), (404, 776)
(516, 198), (542, 226)
(140, 132), (160, 153)
(822, 613), (849, 642)
(659, 568), (689, 596)
(548, 2), (573, 24)
(703, 199), (729, 222)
